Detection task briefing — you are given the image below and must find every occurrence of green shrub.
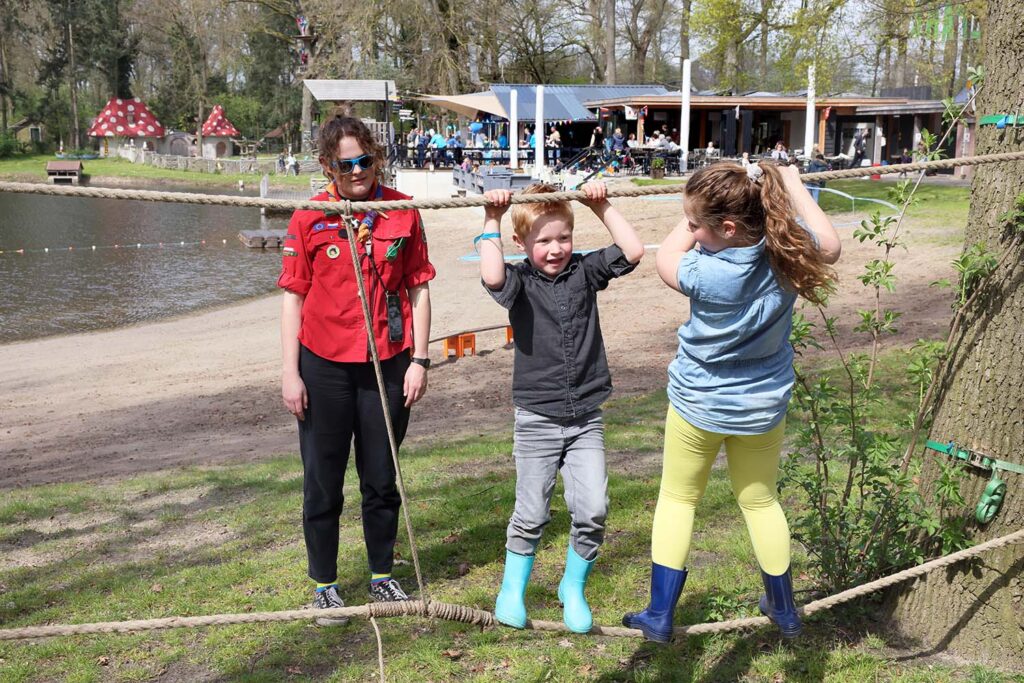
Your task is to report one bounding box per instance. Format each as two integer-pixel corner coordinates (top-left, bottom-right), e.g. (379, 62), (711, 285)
(0, 134), (19, 158)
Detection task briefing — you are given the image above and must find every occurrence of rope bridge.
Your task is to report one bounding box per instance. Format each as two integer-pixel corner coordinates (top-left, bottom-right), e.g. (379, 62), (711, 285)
(1, 150), (1022, 649)
(1, 526), (1021, 641)
(1, 151), (1022, 215)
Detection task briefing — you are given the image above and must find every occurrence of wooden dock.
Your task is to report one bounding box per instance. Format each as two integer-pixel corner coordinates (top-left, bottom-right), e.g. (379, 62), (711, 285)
(238, 230), (287, 248)
(238, 175), (329, 248)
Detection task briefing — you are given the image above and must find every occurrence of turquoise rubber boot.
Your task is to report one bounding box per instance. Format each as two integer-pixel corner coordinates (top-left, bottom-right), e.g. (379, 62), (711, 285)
(494, 550), (534, 628)
(557, 545), (596, 633)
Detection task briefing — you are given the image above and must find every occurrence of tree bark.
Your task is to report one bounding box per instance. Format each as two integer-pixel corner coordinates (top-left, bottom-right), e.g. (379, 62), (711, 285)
(67, 14), (80, 150)
(885, 0), (1024, 669)
(941, 6), (958, 97)
(679, 0), (690, 65)
(605, 0), (616, 84)
(759, 0), (768, 83)
(0, 29), (9, 134)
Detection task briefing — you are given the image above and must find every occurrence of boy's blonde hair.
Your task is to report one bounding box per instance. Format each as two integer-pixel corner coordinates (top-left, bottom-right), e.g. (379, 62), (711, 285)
(511, 183), (575, 241)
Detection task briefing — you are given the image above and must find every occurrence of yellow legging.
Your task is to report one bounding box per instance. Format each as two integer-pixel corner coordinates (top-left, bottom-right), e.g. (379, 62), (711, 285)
(651, 407), (791, 575)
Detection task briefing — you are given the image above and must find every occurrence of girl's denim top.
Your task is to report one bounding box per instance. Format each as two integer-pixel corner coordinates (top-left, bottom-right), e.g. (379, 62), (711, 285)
(667, 237), (797, 435)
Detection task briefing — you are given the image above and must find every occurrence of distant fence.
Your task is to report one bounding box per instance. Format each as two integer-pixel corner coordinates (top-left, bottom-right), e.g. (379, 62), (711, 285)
(116, 146), (320, 176)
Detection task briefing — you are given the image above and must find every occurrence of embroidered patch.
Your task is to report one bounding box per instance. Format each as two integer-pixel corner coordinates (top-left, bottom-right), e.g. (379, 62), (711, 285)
(326, 244), (341, 259)
(313, 222), (326, 232)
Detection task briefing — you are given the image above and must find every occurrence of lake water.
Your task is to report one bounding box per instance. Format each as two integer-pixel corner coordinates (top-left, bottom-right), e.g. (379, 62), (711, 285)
(0, 185), (289, 343)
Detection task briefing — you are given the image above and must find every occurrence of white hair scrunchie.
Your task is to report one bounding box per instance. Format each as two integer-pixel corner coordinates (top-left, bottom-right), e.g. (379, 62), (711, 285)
(746, 162), (764, 184)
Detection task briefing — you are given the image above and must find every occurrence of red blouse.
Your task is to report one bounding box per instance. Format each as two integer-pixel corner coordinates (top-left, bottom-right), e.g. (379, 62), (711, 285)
(277, 184), (436, 362)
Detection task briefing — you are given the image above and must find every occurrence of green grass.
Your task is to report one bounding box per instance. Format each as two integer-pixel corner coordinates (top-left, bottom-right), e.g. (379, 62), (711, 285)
(631, 178), (683, 187)
(630, 176), (970, 226)
(0, 372), (1018, 682)
(816, 180), (969, 219)
(0, 154), (313, 188)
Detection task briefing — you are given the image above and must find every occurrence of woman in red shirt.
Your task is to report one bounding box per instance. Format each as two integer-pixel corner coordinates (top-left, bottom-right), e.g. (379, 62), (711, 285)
(278, 116), (435, 623)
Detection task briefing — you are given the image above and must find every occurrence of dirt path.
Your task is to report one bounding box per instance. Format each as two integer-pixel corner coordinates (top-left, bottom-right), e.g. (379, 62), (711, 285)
(0, 192), (962, 489)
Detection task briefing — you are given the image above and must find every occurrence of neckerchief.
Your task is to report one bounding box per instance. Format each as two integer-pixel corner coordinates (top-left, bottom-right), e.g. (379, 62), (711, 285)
(326, 181), (384, 247)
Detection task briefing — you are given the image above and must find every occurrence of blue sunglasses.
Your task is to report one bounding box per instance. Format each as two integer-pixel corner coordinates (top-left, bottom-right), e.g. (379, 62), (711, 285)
(328, 154), (373, 175)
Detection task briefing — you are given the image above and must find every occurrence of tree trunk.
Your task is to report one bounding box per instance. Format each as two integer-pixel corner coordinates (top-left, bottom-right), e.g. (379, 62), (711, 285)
(957, 14), (973, 90)
(0, 31), (9, 134)
(941, 6), (958, 97)
(680, 0), (690, 65)
(895, 14), (908, 88)
(724, 40), (740, 93)
(759, 0), (768, 83)
(67, 18), (80, 150)
(947, 10), (960, 96)
(885, 0), (1024, 669)
(301, 83), (313, 154)
(604, 0), (616, 84)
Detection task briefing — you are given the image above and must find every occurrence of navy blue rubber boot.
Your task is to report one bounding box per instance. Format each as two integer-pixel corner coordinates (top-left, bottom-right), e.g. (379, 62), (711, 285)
(494, 550), (535, 628)
(621, 563), (688, 643)
(758, 567), (802, 638)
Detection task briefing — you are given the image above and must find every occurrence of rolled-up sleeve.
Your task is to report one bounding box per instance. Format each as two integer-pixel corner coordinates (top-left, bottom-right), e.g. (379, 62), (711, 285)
(483, 264), (523, 310)
(677, 250), (702, 300)
(581, 244), (637, 291)
(277, 213), (313, 296)
(402, 211), (437, 289)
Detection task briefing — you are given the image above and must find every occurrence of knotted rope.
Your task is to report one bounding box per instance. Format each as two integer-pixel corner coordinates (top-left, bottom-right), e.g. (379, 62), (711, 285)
(1, 151), (1022, 214)
(1, 525), (1020, 641)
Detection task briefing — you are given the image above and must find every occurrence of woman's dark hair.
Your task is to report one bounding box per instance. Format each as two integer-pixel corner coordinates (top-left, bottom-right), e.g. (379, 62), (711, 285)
(317, 116), (384, 178)
(684, 161), (835, 303)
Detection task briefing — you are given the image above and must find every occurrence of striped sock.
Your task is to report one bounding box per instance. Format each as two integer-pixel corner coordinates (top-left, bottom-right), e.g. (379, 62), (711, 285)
(370, 573), (391, 584)
(315, 582), (337, 593)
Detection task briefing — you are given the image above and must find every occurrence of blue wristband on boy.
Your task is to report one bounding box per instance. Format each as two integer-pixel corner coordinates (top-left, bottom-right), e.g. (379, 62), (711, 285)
(474, 232), (502, 246)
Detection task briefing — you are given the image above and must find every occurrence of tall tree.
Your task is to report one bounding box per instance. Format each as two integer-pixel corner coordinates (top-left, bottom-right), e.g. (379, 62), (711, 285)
(886, 0), (1024, 669)
(605, 0), (616, 84)
(621, 0), (671, 81)
(679, 0), (691, 66)
(0, 0), (29, 134)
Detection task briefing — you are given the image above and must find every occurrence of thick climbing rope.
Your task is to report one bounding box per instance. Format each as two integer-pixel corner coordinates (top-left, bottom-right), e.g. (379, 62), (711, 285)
(0, 151), (1022, 215)
(0, 525), (1021, 641)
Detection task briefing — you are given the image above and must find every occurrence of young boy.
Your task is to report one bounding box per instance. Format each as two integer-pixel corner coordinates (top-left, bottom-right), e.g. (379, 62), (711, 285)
(478, 183), (644, 633)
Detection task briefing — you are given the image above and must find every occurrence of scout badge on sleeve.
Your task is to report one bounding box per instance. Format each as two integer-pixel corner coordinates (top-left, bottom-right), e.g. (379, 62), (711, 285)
(326, 244), (340, 259)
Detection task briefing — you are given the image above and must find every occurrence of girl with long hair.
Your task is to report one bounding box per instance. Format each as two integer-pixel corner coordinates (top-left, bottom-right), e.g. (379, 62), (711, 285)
(623, 161), (841, 642)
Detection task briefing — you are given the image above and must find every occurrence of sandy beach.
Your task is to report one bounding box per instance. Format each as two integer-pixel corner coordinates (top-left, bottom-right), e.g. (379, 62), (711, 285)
(0, 193), (960, 489)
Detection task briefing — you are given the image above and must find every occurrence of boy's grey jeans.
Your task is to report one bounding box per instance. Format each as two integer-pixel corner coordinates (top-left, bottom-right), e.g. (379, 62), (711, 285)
(506, 407), (608, 561)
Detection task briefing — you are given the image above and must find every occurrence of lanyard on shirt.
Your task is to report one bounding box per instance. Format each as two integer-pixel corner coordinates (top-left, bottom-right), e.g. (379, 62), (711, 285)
(327, 182), (382, 250)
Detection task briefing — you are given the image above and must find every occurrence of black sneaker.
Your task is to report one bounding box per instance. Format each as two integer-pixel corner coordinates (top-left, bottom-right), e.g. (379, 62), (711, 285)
(312, 585), (349, 626)
(369, 577), (410, 602)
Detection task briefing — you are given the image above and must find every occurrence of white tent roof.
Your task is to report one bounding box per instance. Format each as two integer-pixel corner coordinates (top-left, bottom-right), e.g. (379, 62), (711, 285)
(304, 79), (398, 102)
(414, 92), (508, 119)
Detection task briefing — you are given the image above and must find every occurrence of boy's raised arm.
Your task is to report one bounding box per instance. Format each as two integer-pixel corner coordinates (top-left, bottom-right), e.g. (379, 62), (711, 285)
(480, 189), (512, 290)
(580, 182), (645, 264)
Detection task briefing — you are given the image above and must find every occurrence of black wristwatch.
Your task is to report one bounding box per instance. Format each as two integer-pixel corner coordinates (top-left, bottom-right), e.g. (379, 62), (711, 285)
(410, 356), (431, 370)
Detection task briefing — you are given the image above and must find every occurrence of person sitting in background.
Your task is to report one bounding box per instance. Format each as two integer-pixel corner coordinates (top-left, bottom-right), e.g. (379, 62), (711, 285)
(771, 142), (789, 162)
(611, 128), (626, 153)
(626, 133), (639, 149)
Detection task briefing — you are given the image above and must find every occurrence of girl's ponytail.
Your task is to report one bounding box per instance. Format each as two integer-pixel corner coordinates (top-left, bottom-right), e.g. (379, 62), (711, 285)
(758, 162), (835, 304)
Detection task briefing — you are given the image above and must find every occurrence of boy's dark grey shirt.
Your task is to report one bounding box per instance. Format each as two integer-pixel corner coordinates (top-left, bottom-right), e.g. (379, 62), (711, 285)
(485, 245), (637, 418)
